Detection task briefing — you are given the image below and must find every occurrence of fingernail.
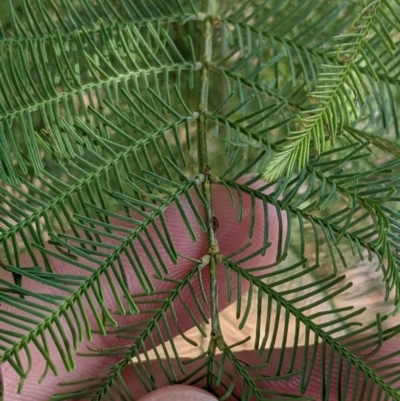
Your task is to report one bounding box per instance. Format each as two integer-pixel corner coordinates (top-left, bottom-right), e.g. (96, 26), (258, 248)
(137, 385), (218, 401)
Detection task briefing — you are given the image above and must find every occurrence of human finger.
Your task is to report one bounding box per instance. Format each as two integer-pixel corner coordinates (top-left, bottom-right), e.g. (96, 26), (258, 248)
(114, 336), (400, 401)
(137, 385), (218, 401)
(1, 175), (287, 400)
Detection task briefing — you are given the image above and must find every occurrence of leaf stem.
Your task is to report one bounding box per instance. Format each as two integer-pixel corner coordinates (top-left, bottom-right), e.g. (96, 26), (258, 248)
(196, 0), (214, 172)
(196, 0), (224, 391)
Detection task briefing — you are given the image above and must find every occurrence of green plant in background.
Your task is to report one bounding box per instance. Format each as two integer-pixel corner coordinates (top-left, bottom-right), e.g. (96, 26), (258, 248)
(1, 0), (400, 400)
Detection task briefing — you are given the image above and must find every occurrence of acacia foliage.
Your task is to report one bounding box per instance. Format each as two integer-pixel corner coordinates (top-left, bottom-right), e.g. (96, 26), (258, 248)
(1, 0), (400, 400)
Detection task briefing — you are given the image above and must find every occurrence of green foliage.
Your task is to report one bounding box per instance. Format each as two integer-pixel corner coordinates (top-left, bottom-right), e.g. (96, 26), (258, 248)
(1, 0), (400, 400)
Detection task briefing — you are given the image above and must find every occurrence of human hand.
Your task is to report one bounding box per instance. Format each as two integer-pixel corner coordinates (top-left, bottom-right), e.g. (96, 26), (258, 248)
(1, 175), (398, 401)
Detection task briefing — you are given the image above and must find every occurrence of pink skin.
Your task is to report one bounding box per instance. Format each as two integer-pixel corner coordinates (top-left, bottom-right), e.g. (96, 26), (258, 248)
(0, 175), (397, 400)
(137, 385), (218, 401)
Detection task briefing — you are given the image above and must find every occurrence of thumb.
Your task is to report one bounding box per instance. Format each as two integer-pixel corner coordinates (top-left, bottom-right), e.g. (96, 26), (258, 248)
(137, 385), (218, 401)
(0, 175), (287, 400)
(114, 337), (400, 400)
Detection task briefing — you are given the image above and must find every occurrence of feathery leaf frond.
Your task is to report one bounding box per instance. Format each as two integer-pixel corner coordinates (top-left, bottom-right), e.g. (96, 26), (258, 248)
(262, 0), (400, 181)
(1, 1), (400, 400)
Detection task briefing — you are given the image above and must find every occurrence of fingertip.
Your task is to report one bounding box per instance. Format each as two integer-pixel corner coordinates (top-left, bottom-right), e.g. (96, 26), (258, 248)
(137, 385), (218, 401)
